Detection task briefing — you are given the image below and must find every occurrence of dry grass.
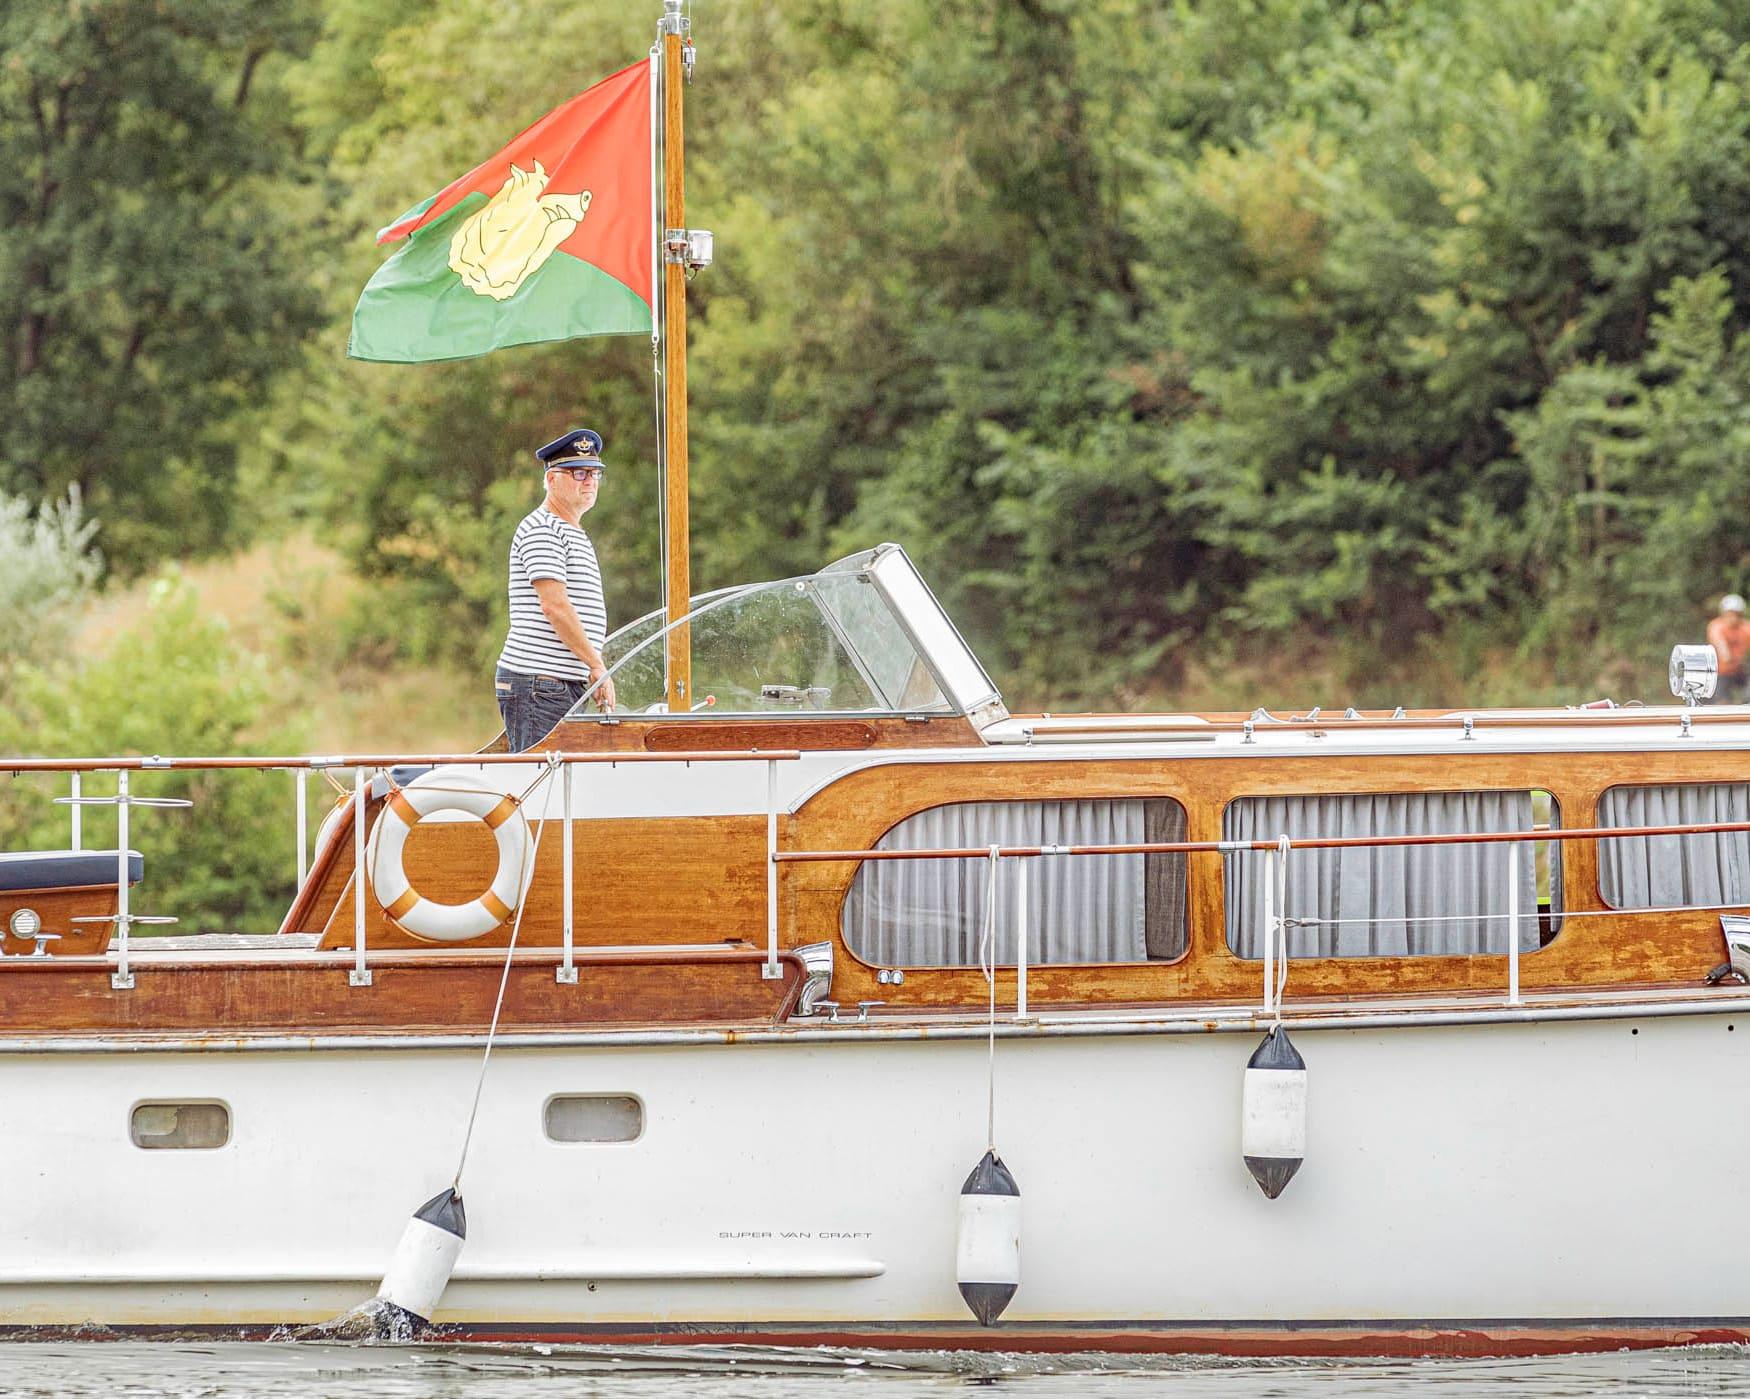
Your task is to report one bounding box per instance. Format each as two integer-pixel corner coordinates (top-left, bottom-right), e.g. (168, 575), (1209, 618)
(77, 535), (499, 754)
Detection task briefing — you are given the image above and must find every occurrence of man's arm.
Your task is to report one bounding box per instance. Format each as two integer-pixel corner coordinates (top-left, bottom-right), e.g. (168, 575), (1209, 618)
(532, 577), (617, 711)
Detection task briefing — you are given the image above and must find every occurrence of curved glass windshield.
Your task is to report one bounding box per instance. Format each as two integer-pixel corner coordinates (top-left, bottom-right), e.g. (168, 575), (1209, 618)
(570, 545), (991, 718)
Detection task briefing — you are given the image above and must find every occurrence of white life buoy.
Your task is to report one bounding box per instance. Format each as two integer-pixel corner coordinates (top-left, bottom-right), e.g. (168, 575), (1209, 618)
(366, 772), (533, 942)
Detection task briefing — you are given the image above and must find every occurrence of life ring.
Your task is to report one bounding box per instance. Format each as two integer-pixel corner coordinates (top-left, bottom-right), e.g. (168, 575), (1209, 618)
(366, 772), (534, 942)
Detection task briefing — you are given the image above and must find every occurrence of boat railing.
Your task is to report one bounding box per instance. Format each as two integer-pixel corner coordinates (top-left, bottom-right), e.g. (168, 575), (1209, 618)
(775, 818), (1750, 1017)
(4, 749), (802, 990)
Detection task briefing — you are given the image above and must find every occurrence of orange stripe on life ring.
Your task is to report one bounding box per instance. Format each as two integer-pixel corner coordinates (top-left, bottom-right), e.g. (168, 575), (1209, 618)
(388, 792), (420, 828)
(480, 890), (513, 925)
(482, 796), (519, 830)
(384, 889), (419, 920)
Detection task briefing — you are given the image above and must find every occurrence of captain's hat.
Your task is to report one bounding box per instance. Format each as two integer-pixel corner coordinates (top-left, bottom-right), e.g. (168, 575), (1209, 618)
(536, 428), (605, 470)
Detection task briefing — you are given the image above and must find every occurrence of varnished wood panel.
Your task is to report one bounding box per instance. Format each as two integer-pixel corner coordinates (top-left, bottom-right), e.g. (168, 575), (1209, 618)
(0, 947), (801, 1035)
(318, 814), (772, 950)
(786, 749), (1750, 1010)
(543, 714), (979, 753)
(0, 887), (119, 956)
(643, 721), (877, 752)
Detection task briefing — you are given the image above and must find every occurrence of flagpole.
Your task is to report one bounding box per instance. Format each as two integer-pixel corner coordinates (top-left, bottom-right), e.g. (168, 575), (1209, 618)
(658, 0), (692, 713)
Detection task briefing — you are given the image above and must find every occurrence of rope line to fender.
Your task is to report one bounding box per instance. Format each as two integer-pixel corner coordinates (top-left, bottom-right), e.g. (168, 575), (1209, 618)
(979, 844), (1000, 1150)
(451, 756), (559, 1190)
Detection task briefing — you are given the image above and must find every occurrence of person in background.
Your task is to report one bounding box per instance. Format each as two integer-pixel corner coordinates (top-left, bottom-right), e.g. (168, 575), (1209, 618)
(1707, 593), (1750, 704)
(494, 428), (618, 750)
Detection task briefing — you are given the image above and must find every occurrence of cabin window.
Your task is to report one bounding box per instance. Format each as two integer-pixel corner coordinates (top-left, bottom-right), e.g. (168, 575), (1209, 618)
(130, 1102), (230, 1150)
(841, 799), (1188, 966)
(1223, 790), (1562, 958)
(544, 1095), (644, 1143)
(1598, 782), (1750, 908)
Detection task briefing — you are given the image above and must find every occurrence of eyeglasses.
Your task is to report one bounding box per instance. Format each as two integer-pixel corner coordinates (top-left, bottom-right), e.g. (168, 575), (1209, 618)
(553, 465), (604, 483)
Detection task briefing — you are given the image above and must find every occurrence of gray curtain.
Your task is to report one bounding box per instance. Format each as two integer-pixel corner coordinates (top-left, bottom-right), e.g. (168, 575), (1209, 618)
(1598, 782), (1750, 907)
(1224, 791), (1555, 958)
(842, 799), (1186, 966)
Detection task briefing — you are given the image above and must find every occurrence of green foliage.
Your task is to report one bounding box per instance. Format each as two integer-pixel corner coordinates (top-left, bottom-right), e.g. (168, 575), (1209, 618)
(0, 0), (323, 564)
(12, 0), (1750, 710)
(0, 577), (309, 927)
(0, 485), (100, 686)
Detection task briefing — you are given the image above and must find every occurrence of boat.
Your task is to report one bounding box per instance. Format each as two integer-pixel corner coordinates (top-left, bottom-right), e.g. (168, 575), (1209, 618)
(8, 1), (1750, 1359)
(5, 539), (1750, 1355)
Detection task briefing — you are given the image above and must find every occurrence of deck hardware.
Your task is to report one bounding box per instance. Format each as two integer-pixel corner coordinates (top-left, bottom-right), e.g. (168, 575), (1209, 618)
(293, 768), (308, 888)
(1720, 915), (1750, 983)
(1242, 721), (1255, 744)
(854, 1001), (884, 1022)
(1344, 708), (1361, 720)
(794, 941), (835, 1014)
(7, 908), (40, 942)
(26, 931), (60, 957)
(763, 759), (782, 980)
(1670, 644), (1718, 705)
(558, 755), (577, 985)
(350, 767), (372, 988)
(68, 772), (80, 850)
(1462, 716), (1475, 740)
(1681, 712), (1693, 739)
(141, 755), (172, 769)
(1507, 841), (1521, 1005)
(1706, 961), (1747, 986)
(813, 1000), (840, 1020)
(1392, 706), (1405, 719)
(875, 966), (904, 986)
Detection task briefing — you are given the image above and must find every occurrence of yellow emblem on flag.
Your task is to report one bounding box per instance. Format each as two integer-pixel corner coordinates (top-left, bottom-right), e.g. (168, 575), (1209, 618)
(447, 161), (593, 301)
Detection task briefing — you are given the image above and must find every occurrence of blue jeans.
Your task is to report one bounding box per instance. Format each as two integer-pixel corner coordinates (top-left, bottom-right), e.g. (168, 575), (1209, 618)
(495, 666), (585, 751)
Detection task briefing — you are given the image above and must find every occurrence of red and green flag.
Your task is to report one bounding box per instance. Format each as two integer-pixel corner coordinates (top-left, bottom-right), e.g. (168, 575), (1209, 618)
(349, 60), (654, 363)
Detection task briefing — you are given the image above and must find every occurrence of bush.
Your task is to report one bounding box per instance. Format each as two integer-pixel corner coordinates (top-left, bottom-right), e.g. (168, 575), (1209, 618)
(0, 575), (310, 929)
(0, 486), (100, 686)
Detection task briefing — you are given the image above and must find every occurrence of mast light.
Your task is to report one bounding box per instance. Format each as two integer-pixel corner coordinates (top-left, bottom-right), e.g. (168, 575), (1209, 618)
(664, 228), (713, 272)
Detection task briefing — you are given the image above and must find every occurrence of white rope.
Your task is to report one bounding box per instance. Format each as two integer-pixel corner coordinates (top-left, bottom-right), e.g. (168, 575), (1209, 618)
(979, 845), (1000, 1149)
(451, 756), (559, 1190)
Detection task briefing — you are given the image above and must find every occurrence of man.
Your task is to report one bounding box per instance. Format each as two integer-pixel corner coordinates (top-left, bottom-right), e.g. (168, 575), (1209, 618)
(1708, 593), (1750, 705)
(494, 428), (618, 750)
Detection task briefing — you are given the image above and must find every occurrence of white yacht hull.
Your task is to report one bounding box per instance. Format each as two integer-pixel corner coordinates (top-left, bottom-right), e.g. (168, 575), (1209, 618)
(1, 1009), (1745, 1350)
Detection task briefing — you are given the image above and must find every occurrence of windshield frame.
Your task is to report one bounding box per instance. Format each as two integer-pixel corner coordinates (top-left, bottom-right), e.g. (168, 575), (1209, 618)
(566, 544), (1003, 722)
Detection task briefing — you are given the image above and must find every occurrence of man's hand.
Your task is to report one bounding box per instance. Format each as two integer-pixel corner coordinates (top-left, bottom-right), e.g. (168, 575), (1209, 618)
(589, 664), (617, 712)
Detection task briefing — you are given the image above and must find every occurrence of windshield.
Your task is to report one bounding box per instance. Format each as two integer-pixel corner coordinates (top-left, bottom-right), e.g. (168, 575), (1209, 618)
(569, 545), (996, 718)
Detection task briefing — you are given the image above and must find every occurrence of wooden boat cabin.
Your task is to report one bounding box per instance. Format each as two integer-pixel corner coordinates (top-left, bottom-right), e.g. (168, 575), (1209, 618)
(4, 543), (1750, 1038)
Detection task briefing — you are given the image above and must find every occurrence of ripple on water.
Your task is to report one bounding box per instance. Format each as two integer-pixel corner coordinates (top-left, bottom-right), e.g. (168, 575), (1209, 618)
(0, 1341), (1747, 1397)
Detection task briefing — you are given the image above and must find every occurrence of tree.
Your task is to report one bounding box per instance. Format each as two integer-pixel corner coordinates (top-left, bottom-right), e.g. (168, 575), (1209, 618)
(0, 0), (323, 566)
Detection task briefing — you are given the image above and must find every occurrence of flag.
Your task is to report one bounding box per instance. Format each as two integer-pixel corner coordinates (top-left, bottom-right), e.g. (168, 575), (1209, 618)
(349, 61), (653, 363)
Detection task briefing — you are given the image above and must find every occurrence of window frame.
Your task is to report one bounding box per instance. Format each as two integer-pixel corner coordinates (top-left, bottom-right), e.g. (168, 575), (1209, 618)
(839, 794), (1194, 971)
(1218, 786), (1566, 961)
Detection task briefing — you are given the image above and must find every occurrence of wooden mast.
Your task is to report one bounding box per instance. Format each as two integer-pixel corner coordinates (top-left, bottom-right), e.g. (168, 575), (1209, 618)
(660, 1), (691, 713)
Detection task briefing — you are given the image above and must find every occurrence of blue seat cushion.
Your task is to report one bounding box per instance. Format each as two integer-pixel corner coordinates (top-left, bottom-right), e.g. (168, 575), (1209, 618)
(0, 851), (144, 893)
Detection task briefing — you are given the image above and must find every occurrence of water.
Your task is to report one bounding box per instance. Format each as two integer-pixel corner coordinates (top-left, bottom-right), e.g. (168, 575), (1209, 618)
(1, 1343), (1748, 1397)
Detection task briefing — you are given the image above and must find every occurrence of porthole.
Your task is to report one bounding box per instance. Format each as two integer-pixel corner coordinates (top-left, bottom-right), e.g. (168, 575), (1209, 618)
(544, 1095), (643, 1143)
(131, 1101), (231, 1150)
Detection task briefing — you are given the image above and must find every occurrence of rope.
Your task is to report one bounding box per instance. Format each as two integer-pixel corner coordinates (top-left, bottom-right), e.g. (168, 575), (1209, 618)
(450, 756), (559, 1190)
(978, 845), (1000, 1150)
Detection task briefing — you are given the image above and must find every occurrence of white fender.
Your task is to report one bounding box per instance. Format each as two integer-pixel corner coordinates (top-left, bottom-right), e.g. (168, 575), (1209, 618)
(1242, 1024), (1307, 1198)
(366, 771), (533, 942)
(377, 1188), (466, 1325)
(955, 1149), (1020, 1325)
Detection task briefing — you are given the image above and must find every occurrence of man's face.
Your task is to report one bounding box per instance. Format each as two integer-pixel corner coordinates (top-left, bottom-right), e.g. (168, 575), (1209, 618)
(547, 465), (602, 515)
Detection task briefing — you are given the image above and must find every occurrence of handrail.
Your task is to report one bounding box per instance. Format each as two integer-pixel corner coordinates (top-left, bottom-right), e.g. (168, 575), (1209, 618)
(774, 817), (1750, 862)
(2, 750), (804, 773)
(1022, 708), (1750, 736)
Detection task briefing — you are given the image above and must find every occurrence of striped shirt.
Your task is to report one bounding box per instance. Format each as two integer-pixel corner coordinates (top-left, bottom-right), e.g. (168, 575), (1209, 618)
(497, 508), (607, 681)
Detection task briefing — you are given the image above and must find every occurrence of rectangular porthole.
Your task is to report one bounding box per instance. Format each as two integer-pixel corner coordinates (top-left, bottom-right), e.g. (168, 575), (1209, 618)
(544, 1095), (643, 1143)
(130, 1101), (230, 1150)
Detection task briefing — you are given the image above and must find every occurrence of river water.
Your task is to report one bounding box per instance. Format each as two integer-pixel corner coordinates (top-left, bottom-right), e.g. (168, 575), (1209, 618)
(3, 1343), (1750, 1397)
